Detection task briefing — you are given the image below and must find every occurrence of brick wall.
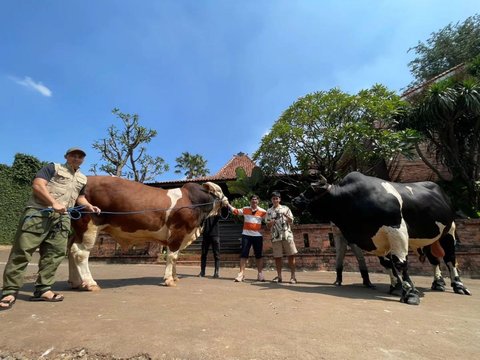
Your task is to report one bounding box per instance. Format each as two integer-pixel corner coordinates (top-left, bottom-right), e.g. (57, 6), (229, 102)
(90, 219), (480, 277)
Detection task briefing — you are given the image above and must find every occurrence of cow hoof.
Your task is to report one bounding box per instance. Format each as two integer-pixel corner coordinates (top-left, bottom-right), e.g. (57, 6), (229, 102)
(400, 288), (421, 305)
(163, 279), (177, 287)
(389, 283), (402, 296)
(452, 282), (471, 295)
(402, 293), (421, 305)
(81, 281), (101, 291)
(333, 280), (342, 286)
(431, 278), (446, 291)
(86, 285), (101, 291)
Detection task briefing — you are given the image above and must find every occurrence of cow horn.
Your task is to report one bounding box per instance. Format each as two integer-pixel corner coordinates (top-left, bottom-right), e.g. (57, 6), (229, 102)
(311, 174), (329, 191)
(318, 174), (328, 185)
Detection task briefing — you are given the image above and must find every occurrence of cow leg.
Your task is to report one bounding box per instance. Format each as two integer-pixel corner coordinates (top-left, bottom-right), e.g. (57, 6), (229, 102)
(440, 231), (471, 295)
(423, 246), (446, 291)
(333, 234), (347, 286)
(379, 256), (402, 295)
(68, 223), (100, 291)
(386, 225), (420, 305)
(389, 254), (420, 305)
(163, 249), (180, 287)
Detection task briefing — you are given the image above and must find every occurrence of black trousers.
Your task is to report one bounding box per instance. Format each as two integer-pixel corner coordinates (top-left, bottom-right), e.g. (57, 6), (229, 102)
(201, 235), (220, 268)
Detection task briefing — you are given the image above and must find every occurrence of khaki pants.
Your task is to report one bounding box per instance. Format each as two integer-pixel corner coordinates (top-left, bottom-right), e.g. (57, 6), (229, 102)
(1, 208), (70, 296)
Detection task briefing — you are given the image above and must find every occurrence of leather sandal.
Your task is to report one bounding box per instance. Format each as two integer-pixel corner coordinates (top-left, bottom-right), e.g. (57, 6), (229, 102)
(0, 293), (17, 311)
(30, 290), (64, 302)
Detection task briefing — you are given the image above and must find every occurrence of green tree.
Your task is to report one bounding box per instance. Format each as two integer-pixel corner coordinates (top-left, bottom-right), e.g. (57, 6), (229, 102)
(407, 14), (480, 88)
(400, 68), (480, 216)
(254, 85), (419, 184)
(174, 152), (209, 179)
(91, 108), (169, 183)
(226, 167), (270, 211)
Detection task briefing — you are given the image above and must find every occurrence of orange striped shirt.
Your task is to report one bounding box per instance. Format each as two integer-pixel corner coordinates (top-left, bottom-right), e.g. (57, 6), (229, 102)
(232, 206), (267, 237)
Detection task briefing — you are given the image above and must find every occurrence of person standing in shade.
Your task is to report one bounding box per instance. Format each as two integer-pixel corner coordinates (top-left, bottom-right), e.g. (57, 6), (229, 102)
(228, 195), (267, 282)
(198, 206), (228, 278)
(0, 147), (101, 311)
(266, 191), (298, 284)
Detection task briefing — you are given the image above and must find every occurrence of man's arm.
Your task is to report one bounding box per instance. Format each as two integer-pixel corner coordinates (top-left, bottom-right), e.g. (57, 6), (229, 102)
(76, 195), (101, 214)
(31, 178), (67, 213)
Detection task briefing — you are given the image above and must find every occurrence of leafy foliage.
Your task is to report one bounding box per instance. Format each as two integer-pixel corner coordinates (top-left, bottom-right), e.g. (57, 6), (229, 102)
(174, 152), (209, 179)
(407, 14), (480, 88)
(91, 108), (169, 182)
(226, 166), (272, 221)
(0, 154), (46, 244)
(226, 167), (265, 196)
(400, 71), (480, 216)
(253, 85), (419, 185)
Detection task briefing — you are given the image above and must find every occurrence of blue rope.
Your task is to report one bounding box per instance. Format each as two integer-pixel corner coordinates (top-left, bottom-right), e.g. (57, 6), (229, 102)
(28, 201), (225, 220)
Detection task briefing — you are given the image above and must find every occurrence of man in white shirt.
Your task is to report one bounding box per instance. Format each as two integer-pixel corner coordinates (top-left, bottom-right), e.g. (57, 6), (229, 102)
(266, 191), (297, 284)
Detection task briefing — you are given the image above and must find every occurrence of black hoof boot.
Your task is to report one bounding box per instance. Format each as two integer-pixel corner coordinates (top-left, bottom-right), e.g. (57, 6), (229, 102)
(400, 287), (421, 305)
(452, 277), (471, 295)
(431, 277), (446, 291)
(389, 282), (403, 296)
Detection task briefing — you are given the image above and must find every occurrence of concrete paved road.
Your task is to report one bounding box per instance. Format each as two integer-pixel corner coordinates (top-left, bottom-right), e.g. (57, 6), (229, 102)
(1, 246), (480, 360)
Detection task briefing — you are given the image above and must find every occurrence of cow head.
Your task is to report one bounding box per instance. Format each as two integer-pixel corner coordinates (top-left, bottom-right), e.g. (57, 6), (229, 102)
(202, 182), (229, 213)
(292, 175), (330, 212)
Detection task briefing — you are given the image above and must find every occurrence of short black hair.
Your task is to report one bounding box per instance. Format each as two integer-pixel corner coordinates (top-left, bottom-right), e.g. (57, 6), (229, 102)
(250, 194), (259, 200)
(271, 191), (281, 198)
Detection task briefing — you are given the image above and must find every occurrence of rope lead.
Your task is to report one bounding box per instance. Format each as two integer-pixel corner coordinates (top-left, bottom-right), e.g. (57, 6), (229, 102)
(31, 200), (224, 220)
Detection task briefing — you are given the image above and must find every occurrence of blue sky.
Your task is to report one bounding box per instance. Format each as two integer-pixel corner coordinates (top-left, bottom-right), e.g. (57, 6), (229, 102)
(1, 1), (478, 181)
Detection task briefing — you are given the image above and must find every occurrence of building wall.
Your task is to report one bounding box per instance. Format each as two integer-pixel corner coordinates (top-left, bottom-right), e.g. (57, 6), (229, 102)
(90, 219), (480, 277)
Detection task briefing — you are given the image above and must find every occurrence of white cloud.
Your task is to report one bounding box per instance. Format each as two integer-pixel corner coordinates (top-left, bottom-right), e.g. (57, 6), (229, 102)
(11, 76), (52, 97)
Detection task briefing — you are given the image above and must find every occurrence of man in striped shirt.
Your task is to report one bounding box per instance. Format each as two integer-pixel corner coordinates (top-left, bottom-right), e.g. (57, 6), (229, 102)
(228, 195), (267, 282)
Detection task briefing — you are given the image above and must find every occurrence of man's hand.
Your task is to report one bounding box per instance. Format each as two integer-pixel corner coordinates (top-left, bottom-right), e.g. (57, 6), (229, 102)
(51, 201), (67, 214)
(85, 204), (101, 214)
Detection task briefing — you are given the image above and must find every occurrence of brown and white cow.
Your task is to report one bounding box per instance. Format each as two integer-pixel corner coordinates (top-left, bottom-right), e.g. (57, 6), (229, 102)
(69, 176), (229, 289)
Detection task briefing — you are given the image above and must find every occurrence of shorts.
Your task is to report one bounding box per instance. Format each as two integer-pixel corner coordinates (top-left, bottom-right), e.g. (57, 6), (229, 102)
(240, 235), (263, 259)
(272, 239), (298, 258)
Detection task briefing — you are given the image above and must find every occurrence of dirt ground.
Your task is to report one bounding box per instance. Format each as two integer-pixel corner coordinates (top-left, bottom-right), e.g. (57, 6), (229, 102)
(1, 246), (480, 360)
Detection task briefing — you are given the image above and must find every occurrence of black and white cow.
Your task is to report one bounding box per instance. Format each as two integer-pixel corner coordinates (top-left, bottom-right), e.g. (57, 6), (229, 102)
(292, 171), (471, 305)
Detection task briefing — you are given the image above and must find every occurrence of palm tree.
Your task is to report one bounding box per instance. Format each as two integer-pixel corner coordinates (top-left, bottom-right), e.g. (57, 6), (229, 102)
(174, 152), (209, 179)
(402, 75), (480, 215)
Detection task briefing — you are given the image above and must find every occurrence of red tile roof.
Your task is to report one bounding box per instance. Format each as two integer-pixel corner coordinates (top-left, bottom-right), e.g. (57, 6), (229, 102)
(154, 152), (257, 184)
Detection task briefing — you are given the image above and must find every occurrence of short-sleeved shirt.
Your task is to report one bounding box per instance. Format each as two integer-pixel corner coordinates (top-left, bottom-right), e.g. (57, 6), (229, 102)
(266, 205), (294, 242)
(232, 206), (267, 237)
